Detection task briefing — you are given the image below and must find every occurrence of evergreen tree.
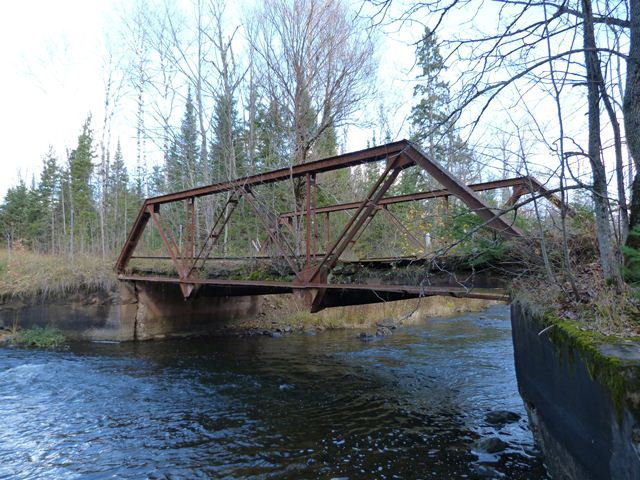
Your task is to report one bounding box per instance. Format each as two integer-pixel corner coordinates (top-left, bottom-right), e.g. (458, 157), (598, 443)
(314, 125), (338, 160)
(165, 139), (182, 191)
(148, 164), (166, 196)
(179, 87), (200, 188)
(408, 28), (479, 190)
(253, 101), (289, 170)
(0, 180), (32, 249)
(210, 92), (244, 181)
(106, 140), (132, 250)
(36, 148), (60, 251)
(410, 28), (449, 155)
(68, 115), (97, 255)
(164, 88), (201, 191)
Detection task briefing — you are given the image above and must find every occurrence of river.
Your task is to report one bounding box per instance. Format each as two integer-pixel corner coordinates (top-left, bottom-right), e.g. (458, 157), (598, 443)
(0, 304), (548, 479)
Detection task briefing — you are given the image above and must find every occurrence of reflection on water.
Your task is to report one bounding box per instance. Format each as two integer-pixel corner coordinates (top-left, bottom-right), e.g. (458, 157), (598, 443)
(0, 304), (548, 479)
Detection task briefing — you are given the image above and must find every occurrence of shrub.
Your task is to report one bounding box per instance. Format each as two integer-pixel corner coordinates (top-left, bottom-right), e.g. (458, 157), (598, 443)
(13, 326), (67, 348)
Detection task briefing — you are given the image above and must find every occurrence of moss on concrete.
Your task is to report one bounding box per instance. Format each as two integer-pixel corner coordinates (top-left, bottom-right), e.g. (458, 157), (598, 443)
(527, 305), (640, 419)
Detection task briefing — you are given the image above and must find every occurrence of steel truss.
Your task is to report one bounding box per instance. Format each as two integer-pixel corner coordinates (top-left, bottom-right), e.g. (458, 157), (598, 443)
(116, 140), (566, 311)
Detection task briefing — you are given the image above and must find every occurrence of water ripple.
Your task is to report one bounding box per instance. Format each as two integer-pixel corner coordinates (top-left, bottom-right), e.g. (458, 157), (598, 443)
(0, 304), (547, 479)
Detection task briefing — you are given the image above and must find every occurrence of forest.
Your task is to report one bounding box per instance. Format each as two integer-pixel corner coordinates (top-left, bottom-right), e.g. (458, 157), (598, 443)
(0, 0), (639, 323)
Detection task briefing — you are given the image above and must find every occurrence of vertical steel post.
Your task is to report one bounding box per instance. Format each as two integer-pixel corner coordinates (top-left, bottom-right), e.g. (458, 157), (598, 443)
(306, 158), (402, 284)
(324, 212), (330, 253)
(305, 173), (311, 267)
(311, 174), (317, 261)
(185, 197), (195, 270)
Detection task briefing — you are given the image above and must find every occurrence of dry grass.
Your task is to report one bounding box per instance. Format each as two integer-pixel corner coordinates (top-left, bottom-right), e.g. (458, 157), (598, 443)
(512, 265), (640, 337)
(259, 295), (373, 330)
(257, 294), (498, 331)
(509, 213), (640, 337)
(0, 249), (117, 301)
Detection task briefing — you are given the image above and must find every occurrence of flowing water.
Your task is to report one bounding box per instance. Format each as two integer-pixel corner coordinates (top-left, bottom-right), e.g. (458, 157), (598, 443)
(0, 304), (548, 479)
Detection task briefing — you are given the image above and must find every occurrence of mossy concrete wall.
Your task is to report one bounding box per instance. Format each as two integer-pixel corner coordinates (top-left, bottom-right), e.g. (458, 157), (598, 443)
(0, 282), (262, 341)
(130, 281), (262, 340)
(0, 288), (134, 341)
(511, 302), (640, 480)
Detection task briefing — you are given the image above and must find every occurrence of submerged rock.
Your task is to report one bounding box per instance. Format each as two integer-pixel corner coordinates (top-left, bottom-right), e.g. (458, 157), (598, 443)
(377, 320), (398, 330)
(376, 326), (393, 337)
(357, 325), (394, 341)
(485, 410), (521, 425)
(475, 436), (509, 454)
(358, 332), (376, 342)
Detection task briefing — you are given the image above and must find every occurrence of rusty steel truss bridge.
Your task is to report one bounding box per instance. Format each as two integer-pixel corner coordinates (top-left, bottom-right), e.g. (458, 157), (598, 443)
(116, 140), (566, 312)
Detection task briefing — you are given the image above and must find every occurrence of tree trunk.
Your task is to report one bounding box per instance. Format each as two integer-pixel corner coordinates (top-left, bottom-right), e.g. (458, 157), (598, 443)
(624, 0), (640, 248)
(582, 0), (622, 284)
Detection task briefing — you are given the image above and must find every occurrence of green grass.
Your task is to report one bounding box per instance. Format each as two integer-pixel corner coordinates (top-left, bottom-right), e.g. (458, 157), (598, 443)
(0, 249), (117, 300)
(12, 326), (67, 348)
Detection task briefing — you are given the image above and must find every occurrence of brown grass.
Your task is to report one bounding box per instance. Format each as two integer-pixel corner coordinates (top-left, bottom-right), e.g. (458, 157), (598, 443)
(256, 294), (499, 331)
(0, 249), (117, 300)
(512, 265), (640, 337)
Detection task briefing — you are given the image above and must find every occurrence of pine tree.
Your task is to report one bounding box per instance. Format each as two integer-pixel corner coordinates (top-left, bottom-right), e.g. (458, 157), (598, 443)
(37, 148), (60, 252)
(0, 180), (31, 249)
(210, 92), (244, 181)
(254, 101), (288, 170)
(163, 88), (201, 191)
(106, 140), (132, 250)
(68, 115), (97, 255)
(408, 27), (479, 191)
(165, 139), (182, 191)
(179, 87), (200, 188)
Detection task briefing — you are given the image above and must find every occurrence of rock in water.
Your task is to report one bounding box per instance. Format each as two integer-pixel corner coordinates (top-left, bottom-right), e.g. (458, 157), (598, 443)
(377, 320), (397, 329)
(358, 332), (376, 342)
(376, 326), (393, 337)
(485, 410), (521, 425)
(475, 436), (509, 454)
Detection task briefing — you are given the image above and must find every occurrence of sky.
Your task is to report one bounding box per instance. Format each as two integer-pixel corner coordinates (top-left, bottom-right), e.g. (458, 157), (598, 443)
(0, 0), (600, 202)
(0, 0), (113, 197)
(0, 0), (425, 201)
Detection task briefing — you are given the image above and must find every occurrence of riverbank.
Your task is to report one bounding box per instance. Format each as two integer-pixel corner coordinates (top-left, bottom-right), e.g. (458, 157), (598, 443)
(0, 286), (500, 342)
(0, 249), (500, 341)
(217, 293), (500, 336)
(0, 249), (115, 301)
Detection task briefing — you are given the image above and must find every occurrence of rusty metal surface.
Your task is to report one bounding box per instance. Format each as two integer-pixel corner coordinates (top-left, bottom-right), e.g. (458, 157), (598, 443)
(115, 140), (567, 310)
(402, 145), (523, 238)
(117, 140), (524, 273)
(278, 176), (557, 219)
(147, 140), (411, 205)
(118, 274), (508, 301)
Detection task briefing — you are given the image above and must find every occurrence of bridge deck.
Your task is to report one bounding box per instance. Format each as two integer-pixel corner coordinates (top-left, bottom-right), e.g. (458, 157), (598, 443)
(120, 273), (508, 309)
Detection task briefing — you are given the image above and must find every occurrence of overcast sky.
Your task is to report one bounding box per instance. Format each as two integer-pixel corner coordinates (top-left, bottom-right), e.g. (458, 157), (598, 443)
(0, 0), (107, 196)
(0, 0), (424, 200)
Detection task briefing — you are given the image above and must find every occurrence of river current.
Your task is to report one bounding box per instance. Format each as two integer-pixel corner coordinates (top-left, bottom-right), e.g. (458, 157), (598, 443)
(0, 304), (548, 479)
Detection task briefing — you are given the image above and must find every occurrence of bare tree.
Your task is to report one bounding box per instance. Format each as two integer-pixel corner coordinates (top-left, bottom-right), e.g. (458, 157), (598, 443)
(249, 0), (378, 166)
(120, 0), (152, 197)
(97, 45), (125, 259)
(624, 0), (640, 246)
(205, 0), (245, 181)
(368, 0), (632, 284)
